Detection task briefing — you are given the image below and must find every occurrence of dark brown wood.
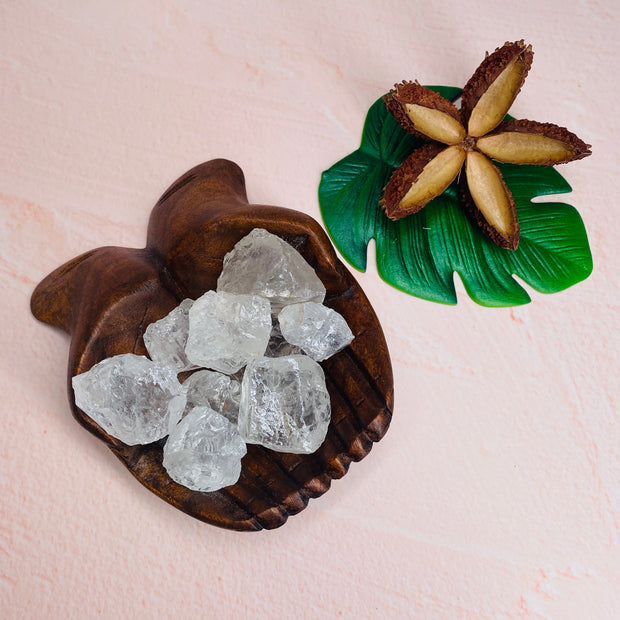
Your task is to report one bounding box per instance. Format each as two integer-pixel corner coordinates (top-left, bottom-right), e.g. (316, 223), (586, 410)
(30, 159), (394, 531)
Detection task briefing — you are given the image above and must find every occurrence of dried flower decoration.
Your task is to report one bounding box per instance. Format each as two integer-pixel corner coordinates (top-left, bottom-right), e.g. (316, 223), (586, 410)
(380, 41), (591, 249)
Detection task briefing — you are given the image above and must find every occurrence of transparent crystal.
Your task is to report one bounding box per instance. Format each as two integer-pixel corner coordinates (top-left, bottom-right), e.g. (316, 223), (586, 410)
(143, 298), (197, 372)
(72, 353), (186, 446)
(238, 355), (331, 454)
(265, 319), (303, 358)
(216, 228), (326, 310)
(278, 302), (354, 361)
(182, 369), (241, 425)
(185, 291), (271, 374)
(163, 406), (247, 492)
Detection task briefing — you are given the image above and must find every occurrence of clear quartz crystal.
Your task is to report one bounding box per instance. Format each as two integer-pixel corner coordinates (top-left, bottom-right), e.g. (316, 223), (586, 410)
(163, 406), (247, 492)
(185, 290), (271, 374)
(143, 298), (197, 372)
(181, 369), (241, 425)
(238, 355), (331, 454)
(278, 302), (354, 362)
(72, 353), (186, 446)
(216, 228), (326, 311)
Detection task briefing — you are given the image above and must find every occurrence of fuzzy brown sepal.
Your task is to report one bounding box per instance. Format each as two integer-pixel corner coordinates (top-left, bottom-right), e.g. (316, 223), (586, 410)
(488, 119), (592, 164)
(460, 40), (533, 130)
(384, 81), (462, 137)
(458, 167), (520, 250)
(380, 143), (445, 220)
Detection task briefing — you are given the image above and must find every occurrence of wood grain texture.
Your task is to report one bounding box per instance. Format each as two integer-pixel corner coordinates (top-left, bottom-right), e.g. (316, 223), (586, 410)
(30, 159), (393, 531)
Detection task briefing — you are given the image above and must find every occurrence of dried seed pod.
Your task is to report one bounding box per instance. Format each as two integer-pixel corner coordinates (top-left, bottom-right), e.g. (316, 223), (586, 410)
(461, 41), (534, 138)
(381, 143), (465, 220)
(462, 151), (519, 249)
(380, 40), (590, 251)
(476, 119), (592, 165)
(384, 82), (465, 144)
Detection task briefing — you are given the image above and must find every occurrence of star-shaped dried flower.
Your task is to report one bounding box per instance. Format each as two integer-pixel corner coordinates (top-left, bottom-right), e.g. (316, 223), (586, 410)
(380, 41), (591, 249)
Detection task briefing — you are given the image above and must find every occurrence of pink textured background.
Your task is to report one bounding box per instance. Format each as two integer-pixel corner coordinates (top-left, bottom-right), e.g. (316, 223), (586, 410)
(1, 1), (618, 618)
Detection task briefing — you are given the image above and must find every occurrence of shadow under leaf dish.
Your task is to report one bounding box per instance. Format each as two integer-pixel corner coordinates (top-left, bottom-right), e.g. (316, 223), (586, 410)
(31, 159), (393, 531)
(319, 41), (593, 306)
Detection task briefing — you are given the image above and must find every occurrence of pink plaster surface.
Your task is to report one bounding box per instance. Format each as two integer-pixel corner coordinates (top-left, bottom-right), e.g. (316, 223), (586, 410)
(1, 1), (618, 618)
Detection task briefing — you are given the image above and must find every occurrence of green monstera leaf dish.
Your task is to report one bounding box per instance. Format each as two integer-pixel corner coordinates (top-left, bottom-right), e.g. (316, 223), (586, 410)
(319, 87), (592, 307)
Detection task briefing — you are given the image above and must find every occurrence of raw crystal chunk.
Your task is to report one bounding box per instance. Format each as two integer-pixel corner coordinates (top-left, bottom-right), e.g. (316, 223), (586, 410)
(216, 228), (326, 310)
(238, 355), (331, 454)
(278, 302), (354, 361)
(163, 406), (247, 492)
(72, 353), (186, 446)
(182, 370), (241, 424)
(143, 298), (197, 372)
(265, 319), (303, 358)
(185, 291), (271, 374)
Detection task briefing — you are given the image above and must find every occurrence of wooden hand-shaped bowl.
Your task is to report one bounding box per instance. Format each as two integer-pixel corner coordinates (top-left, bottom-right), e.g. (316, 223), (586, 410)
(31, 159), (393, 531)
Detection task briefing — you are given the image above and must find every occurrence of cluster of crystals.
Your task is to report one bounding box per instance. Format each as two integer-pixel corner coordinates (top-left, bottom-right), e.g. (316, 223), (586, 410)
(72, 229), (354, 494)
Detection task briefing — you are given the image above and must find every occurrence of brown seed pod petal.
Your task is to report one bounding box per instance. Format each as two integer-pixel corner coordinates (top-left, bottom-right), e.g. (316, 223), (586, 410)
(381, 143), (465, 220)
(476, 119), (592, 165)
(461, 151), (520, 249)
(384, 81), (465, 144)
(461, 40), (534, 138)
